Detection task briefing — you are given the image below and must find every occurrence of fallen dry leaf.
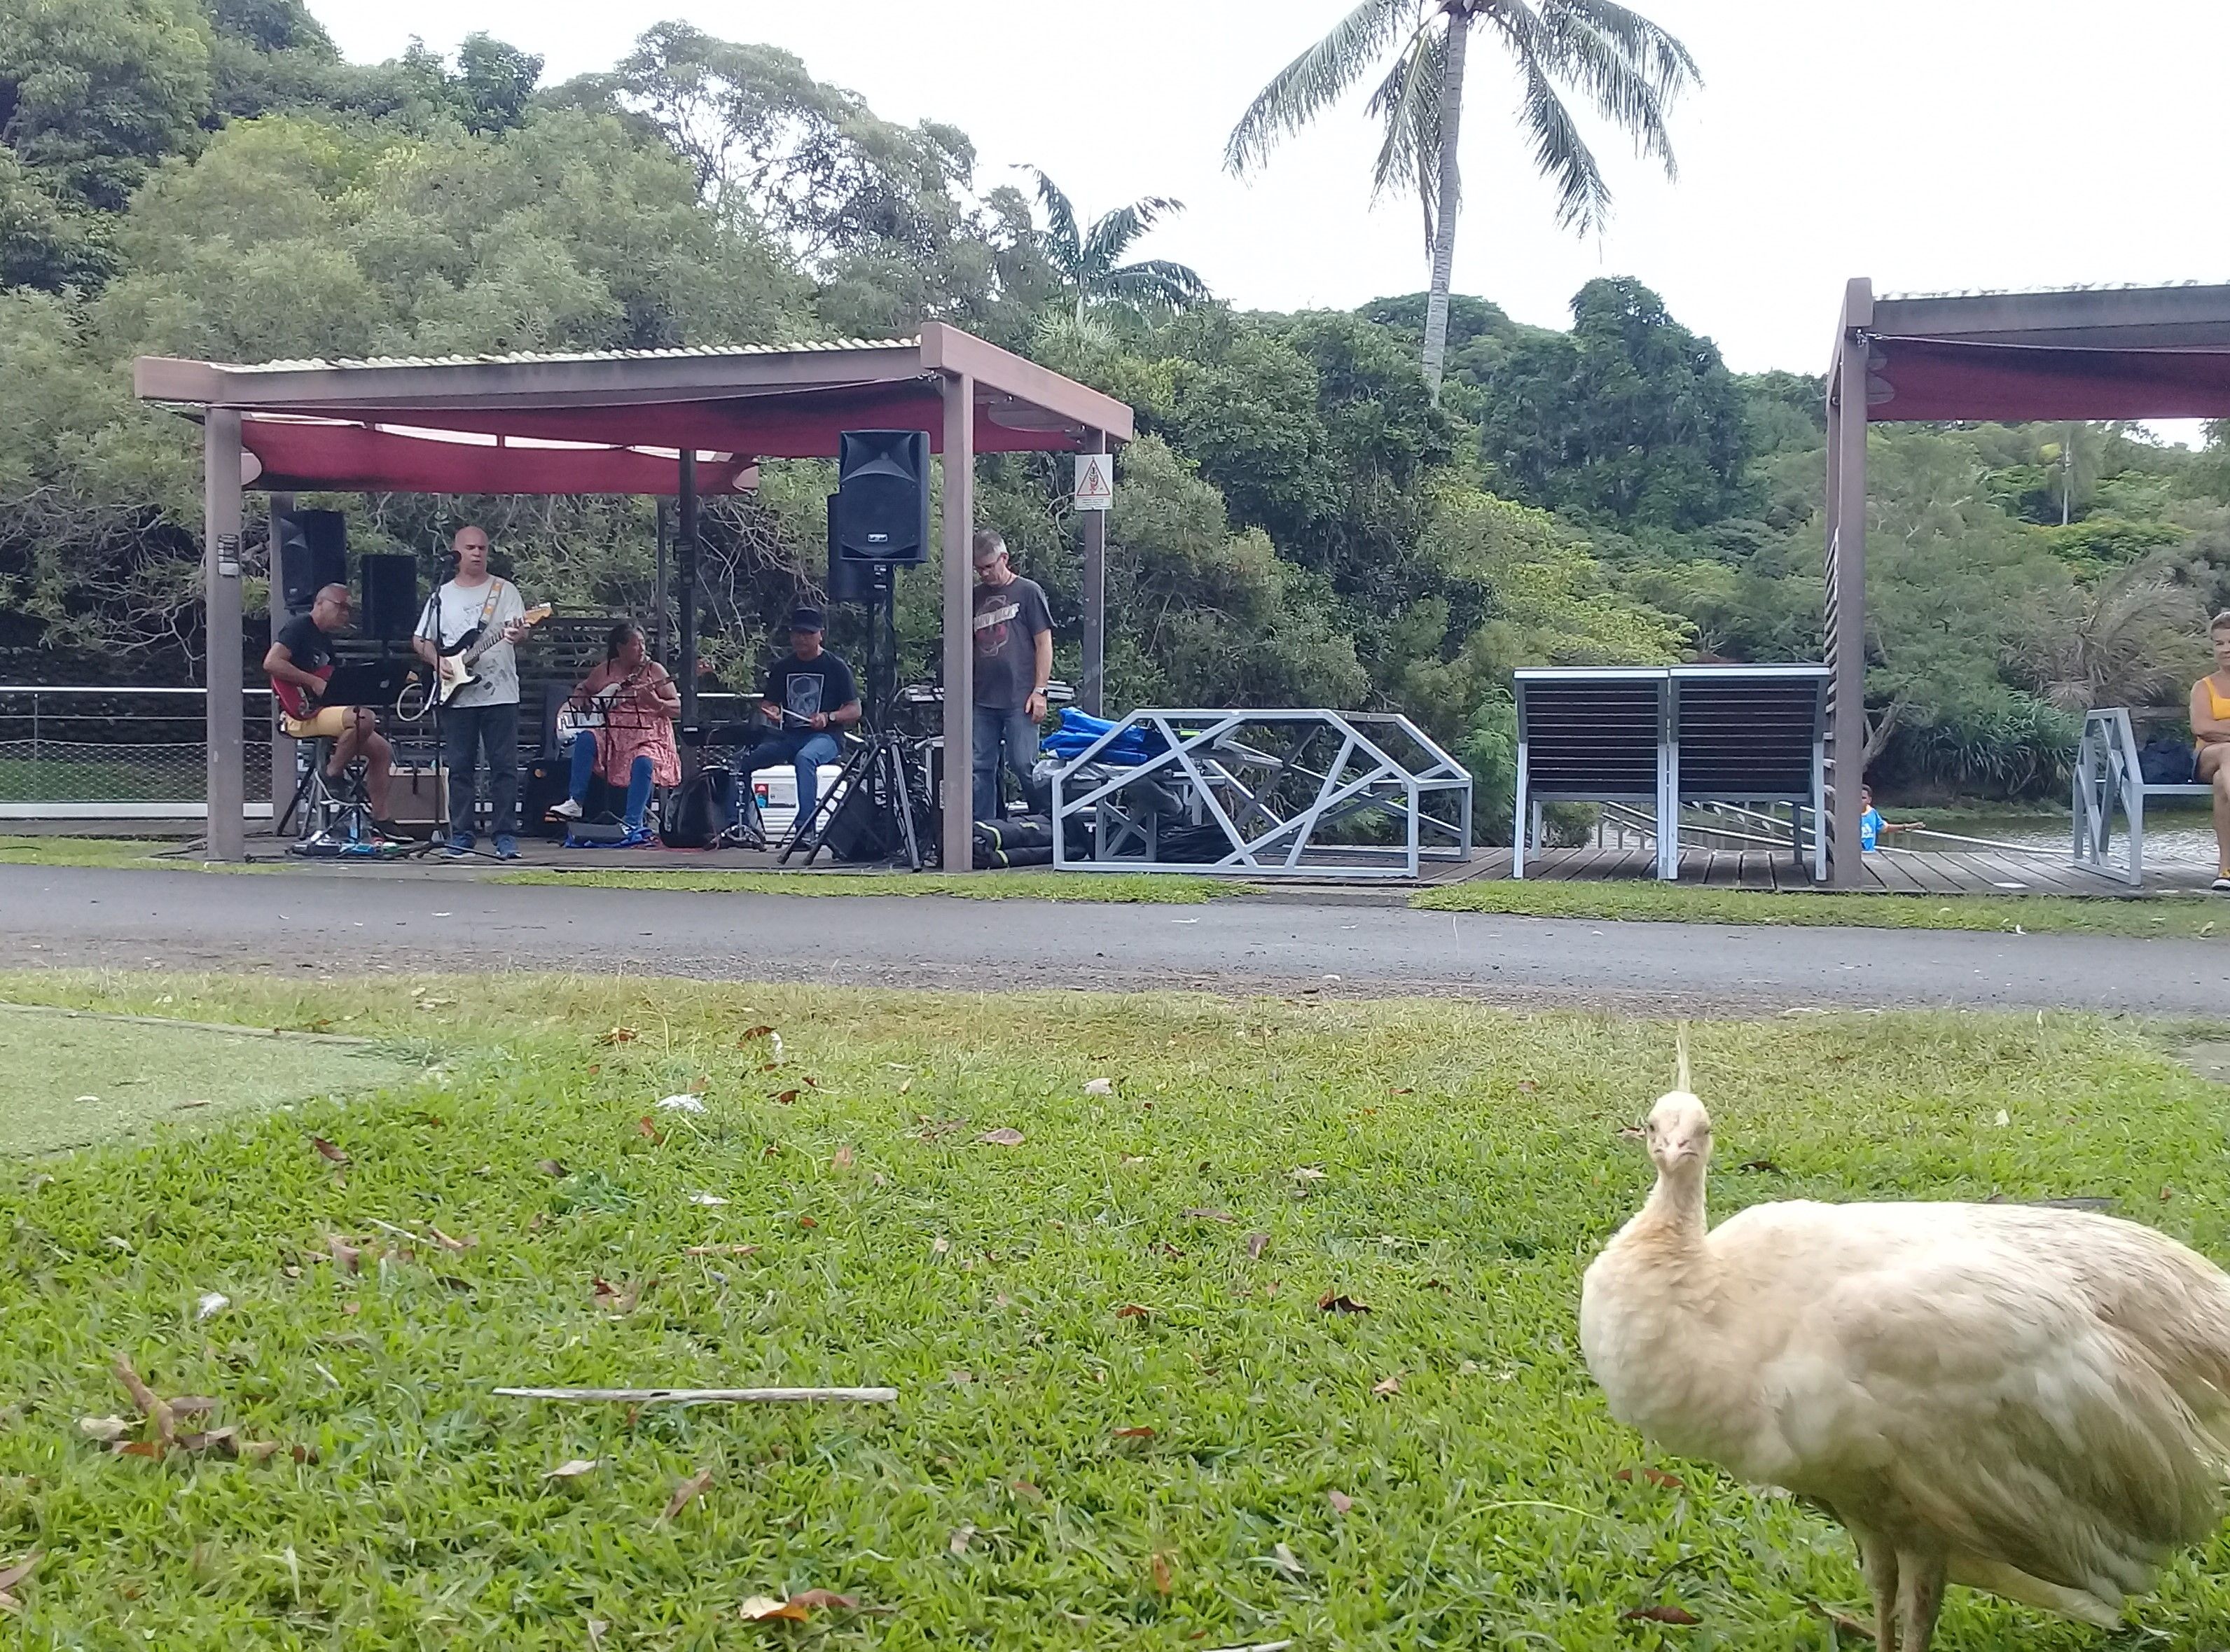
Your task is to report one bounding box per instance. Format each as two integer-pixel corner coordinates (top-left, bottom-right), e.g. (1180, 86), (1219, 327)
(430, 1226), (476, 1252)
(1149, 1551), (1174, 1595)
(240, 1441), (286, 1463)
(326, 1234), (361, 1273)
(948, 1523), (975, 1556)
(797, 1215), (818, 1230)
(1737, 1158), (1783, 1174)
(772, 1088), (801, 1105)
(1622, 1604), (1702, 1625)
(1111, 1426), (1157, 1441)
(543, 1458), (600, 1480)
(1082, 1077), (1114, 1095)
(591, 1277), (644, 1315)
(1808, 1601), (1875, 1641)
(1246, 1231), (1270, 1259)
(637, 1116), (665, 1143)
(1317, 1291), (1371, 1314)
(1614, 1466), (1687, 1490)
(1270, 1541), (1306, 1580)
(169, 1397), (218, 1418)
(112, 1354), (173, 1445)
(659, 1466), (714, 1523)
(787, 1590), (857, 1612)
(932, 1235), (950, 1254)
(178, 1427), (240, 1456)
(78, 1415), (132, 1441)
(738, 1025), (775, 1042)
(1289, 1166), (1327, 1181)
(1011, 1479), (1044, 1501)
(600, 1026), (637, 1045)
(975, 1127), (1025, 1146)
(1371, 1375), (1401, 1398)
(537, 1159), (569, 1178)
(1327, 1489), (1353, 1515)
(1183, 1207), (1235, 1223)
(311, 1136), (350, 1166)
(1114, 1303), (1153, 1319)
(738, 1596), (805, 1623)
(0, 1550), (39, 1611)
(833, 1144), (854, 1170)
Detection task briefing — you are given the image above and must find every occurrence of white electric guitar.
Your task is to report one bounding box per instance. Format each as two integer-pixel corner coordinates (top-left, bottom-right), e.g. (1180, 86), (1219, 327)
(434, 603), (553, 704)
(554, 681), (620, 747)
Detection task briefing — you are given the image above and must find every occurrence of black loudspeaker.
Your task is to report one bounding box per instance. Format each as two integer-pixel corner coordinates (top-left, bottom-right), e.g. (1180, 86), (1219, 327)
(826, 492), (873, 604)
(359, 553), (418, 642)
(834, 429), (929, 565)
(275, 508), (347, 612)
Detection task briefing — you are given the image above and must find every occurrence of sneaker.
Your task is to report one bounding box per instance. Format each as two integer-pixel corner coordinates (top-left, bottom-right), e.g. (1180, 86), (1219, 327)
(494, 835), (520, 861)
(616, 826), (657, 849)
(442, 835), (474, 859)
(548, 796), (585, 821)
(2214, 871), (2230, 894)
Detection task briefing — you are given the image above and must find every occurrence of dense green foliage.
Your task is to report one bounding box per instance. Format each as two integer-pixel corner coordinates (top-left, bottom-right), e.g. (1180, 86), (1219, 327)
(5, 7), (2229, 809)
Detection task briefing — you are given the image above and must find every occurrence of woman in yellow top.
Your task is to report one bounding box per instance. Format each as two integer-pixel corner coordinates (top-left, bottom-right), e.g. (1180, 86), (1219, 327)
(2189, 610), (2230, 891)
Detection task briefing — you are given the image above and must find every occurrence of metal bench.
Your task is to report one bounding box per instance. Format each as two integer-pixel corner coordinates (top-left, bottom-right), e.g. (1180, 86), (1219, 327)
(1514, 665), (1830, 882)
(2071, 708), (2210, 886)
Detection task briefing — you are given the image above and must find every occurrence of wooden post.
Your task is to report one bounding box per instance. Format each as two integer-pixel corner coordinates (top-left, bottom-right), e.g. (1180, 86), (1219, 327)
(941, 371), (976, 872)
(652, 498), (669, 668)
(677, 450), (698, 733)
(266, 490), (295, 819)
(203, 409), (246, 861)
(1824, 278), (1873, 889)
(1080, 430), (1107, 716)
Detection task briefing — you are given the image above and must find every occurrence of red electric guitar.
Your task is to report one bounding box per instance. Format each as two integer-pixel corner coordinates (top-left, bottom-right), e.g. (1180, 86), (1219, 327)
(272, 664), (335, 721)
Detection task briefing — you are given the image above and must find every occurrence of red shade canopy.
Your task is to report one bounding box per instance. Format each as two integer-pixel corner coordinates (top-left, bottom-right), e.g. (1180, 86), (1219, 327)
(138, 325), (1132, 495)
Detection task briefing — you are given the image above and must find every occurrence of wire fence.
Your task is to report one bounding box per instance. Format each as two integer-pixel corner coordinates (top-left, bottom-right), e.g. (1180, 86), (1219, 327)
(0, 687), (275, 816)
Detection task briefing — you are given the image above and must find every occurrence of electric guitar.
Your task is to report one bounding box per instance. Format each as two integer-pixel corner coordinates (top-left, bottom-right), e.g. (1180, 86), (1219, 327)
(554, 681), (621, 747)
(272, 663), (335, 721)
(434, 603), (553, 704)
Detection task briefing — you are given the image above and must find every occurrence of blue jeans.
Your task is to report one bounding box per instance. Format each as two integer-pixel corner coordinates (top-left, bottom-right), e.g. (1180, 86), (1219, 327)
(973, 705), (1041, 824)
(740, 730), (842, 828)
(567, 731), (653, 830)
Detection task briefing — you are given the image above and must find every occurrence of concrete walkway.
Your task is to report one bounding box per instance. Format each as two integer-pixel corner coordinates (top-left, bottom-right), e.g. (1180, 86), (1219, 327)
(0, 862), (2217, 1016)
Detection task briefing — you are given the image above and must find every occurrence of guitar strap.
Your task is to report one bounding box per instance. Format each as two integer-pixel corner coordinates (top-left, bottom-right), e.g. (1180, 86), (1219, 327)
(422, 578), (508, 648)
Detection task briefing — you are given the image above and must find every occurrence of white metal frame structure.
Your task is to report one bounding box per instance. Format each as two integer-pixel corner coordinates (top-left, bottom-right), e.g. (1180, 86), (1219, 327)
(2070, 707), (2210, 886)
(1049, 708), (1471, 880)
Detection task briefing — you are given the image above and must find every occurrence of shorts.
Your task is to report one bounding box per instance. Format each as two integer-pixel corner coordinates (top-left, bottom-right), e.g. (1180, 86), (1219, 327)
(281, 706), (353, 739)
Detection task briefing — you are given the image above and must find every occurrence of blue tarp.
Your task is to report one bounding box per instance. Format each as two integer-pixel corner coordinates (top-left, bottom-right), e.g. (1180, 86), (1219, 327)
(1043, 708), (1169, 768)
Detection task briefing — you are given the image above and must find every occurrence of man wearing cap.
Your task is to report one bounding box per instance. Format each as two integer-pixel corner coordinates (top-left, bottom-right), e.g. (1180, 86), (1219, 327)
(735, 606), (861, 839)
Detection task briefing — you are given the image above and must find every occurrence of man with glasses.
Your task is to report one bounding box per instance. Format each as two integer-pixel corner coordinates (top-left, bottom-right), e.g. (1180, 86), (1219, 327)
(970, 529), (1053, 824)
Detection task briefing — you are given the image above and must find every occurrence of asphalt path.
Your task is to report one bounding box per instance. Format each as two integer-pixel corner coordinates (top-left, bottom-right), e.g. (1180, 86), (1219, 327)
(0, 863), (2215, 1015)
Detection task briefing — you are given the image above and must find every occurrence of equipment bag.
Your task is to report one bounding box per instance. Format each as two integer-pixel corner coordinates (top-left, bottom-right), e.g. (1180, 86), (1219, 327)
(2139, 737), (2196, 787)
(660, 769), (733, 849)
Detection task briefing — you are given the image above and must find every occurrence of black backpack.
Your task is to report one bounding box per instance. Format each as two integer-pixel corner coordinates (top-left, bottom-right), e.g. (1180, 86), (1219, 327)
(660, 769), (733, 849)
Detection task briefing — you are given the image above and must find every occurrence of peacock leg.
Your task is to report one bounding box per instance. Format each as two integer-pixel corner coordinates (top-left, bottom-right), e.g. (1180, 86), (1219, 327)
(1895, 1546), (1946, 1652)
(1851, 1525), (1900, 1652)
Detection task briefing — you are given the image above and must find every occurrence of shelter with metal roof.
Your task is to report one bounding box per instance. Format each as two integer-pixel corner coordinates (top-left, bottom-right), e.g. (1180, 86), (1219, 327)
(136, 322), (1134, 866)
(1824, 279), (2230, 884)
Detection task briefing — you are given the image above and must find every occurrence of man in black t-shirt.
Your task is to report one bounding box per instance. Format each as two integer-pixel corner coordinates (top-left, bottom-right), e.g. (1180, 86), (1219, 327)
(970, 529), (1053, 822)
(735, 607), (860, 837)
(263, 582), (397, 830)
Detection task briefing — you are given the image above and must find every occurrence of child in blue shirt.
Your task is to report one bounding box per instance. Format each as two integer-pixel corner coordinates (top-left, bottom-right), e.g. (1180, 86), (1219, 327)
(1857, 784), (1919, 852)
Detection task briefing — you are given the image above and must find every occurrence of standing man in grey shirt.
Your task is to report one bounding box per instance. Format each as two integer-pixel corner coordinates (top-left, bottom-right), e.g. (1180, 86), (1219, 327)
(969, 528), (1053, 824)
(413, 525), (532, 859)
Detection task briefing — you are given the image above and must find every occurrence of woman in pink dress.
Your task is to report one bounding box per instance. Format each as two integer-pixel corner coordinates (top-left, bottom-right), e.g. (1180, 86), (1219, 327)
(549, 622), (681, 845)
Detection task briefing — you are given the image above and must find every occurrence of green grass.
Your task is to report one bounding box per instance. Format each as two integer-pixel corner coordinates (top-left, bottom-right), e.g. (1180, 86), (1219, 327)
(4, 972), (2230, 1647)
(0, 756), (188, 804)
(0, 1003), (415, 1155)
(1413, 877), (2230, 937)
(0, 833), (186, 869)
(492, 868), (1238, 901)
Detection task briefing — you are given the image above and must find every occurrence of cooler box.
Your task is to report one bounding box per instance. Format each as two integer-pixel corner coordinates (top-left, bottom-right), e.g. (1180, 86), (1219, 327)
(750, 763), (847, 839)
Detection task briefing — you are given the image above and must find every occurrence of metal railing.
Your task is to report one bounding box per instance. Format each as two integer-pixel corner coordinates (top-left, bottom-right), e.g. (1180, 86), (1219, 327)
(0, 686), (275, 819)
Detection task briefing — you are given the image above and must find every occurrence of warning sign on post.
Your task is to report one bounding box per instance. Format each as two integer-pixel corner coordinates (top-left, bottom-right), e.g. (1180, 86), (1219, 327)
(1074, 452), (1114, 511)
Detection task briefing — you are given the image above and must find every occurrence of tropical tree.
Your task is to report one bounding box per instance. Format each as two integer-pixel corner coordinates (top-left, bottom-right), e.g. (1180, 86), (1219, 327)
(1021, 167), (1208, 326)
(1225, 0), (1698, 398)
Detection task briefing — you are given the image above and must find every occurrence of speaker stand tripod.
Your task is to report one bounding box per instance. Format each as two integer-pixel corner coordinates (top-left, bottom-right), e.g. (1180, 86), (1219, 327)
(779, 726), (922, 870)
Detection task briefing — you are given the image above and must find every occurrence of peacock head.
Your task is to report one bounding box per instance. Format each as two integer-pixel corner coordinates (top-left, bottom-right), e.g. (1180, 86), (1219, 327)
(1643, 1089), (1713, 1176)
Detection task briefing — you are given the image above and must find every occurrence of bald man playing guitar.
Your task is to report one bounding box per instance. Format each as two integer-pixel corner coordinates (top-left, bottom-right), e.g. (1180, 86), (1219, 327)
(413, 525), (542, 859)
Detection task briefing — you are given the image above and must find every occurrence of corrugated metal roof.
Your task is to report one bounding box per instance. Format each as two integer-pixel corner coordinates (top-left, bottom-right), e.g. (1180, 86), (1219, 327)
(222, 338), (921, 374)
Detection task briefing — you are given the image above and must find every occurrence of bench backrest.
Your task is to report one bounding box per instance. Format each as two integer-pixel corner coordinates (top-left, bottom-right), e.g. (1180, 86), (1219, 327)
(1671, 665), (1827, 800)
(1514, 669), (1667, 802)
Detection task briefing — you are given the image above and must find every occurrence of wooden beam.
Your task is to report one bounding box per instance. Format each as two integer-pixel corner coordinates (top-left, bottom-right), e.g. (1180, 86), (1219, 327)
(204, 410), (246, 861)
(941, 371), (976, 872)
(920, 323), (1135, 443)
(1824, 277), (1873, 889)
(677, 450), (699, 735)
(1081, 430), (1107, 715)
(266, 491), (294, 820)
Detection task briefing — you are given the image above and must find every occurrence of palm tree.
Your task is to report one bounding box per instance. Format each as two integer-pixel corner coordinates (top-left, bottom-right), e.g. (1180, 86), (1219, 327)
(1022, 168), (1210, 326)
(1226, 0), (1698, 398)
(2030, 560), (2207, 713)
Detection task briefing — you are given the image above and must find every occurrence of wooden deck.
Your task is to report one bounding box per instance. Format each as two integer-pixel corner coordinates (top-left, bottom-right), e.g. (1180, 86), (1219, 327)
(1418, 845), (2212, 896)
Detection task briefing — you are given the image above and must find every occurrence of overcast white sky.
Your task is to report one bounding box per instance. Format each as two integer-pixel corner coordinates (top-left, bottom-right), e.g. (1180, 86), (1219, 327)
(305, 0), (2230, 378)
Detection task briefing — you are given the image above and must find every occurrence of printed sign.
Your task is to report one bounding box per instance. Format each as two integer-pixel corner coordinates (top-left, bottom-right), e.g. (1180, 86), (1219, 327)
(1074, 452), (1114, 512)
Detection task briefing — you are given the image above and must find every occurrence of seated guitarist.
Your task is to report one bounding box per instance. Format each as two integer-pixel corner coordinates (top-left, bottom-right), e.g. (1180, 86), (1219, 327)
(265, 583), (398, 833)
